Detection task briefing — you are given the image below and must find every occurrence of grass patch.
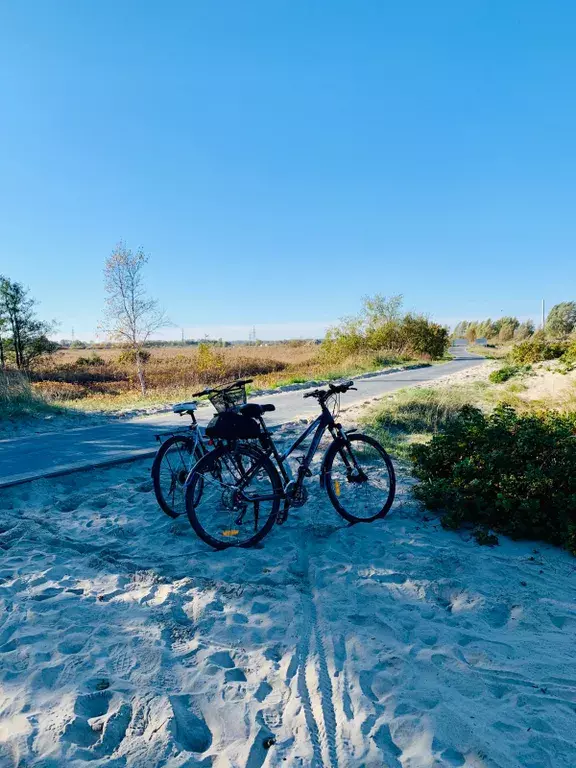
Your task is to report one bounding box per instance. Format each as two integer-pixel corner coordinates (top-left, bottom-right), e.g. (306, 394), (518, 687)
(363, 383), (490, 461)
(0, 370), (63, 427)
(489, 364), (531, 384)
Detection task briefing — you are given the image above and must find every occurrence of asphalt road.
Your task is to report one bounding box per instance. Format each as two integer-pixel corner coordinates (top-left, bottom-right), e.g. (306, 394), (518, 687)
(0, 345), (483, 488)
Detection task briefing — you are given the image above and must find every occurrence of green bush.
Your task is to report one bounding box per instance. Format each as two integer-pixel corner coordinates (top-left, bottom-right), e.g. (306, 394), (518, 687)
(411, 405), (576, 553)
(508, 339), (567, 364)
(489, 364), (530, 383)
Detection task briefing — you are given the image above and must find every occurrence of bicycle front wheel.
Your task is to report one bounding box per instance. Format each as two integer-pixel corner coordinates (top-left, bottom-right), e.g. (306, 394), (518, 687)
(152, 434), (203, 519)
(185, 443), (282, 549)
(323, 433), (396, 523)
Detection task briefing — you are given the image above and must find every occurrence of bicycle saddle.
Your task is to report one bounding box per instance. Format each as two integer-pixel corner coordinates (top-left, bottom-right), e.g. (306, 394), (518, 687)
(172, 401), (198, 414)
(239, 403), (276, 418)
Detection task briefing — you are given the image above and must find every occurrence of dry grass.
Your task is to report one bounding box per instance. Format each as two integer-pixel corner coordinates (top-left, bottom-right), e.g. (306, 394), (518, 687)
(0, 370), (61, 424)
(54, 343), (318, 368)
(29, 343), (422, 413)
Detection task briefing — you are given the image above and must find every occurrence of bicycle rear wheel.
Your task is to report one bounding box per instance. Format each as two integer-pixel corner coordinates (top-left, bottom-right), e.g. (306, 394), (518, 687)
(323, 433), (395, 523)
(152, 434), (203, 519)
(185, 443), (281, 549)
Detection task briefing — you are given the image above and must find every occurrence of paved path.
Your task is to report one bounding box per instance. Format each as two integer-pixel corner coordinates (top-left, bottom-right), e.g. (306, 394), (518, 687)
(0, 346), (483, 488)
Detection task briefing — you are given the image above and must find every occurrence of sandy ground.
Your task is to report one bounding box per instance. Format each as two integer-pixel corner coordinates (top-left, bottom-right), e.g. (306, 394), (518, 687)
(515, 362), (576, 404)
(1, 418), (576, 767)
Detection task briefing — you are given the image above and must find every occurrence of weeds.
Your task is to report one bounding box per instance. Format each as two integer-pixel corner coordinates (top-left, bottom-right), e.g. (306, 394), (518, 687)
(489, 364), (531, 384)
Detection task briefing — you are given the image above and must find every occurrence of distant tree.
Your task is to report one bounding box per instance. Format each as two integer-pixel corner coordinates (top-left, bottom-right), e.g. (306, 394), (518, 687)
(498, 321), (516, 343)
(0, 276), (57, 369)
(453, 320), (469, 338)
(546, 302), (576, 338)
(101, 242), (168, 394)
(514, 320), (535, 340)
(466, 326), (477, 343)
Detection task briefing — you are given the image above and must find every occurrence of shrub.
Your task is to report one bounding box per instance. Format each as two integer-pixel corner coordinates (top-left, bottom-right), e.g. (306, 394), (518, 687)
(32, 380), (88, 400)
(117, 349), (152, 365)
(322, 295), (450, 362)
(411, 405), (576, 553)
(508, 339), (567, 364)
(75, 353), (106, 367)
(489, 364), (530, 383)
(560, 342), (576, 370)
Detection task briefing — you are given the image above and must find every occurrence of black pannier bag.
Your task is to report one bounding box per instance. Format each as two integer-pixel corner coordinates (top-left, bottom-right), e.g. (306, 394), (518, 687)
(205, 411), (261, 440)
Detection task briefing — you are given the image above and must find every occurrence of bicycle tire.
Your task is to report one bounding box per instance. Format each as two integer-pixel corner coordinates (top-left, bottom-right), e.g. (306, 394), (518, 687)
(185, 443), (282, 549)
(323, 433), (396, 523)
(152, 434), (204, 519)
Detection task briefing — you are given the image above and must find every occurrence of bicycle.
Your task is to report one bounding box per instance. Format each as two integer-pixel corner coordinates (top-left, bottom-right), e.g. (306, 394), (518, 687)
(151, 379), (254, 518)
(184, 379), (396, 549)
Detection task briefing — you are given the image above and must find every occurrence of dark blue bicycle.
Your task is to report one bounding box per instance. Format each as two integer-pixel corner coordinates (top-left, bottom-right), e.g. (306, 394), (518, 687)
(185, 380), (396, 549)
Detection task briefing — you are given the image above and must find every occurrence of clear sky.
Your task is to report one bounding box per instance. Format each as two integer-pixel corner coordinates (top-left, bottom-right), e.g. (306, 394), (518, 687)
(1, 1), (575, 340)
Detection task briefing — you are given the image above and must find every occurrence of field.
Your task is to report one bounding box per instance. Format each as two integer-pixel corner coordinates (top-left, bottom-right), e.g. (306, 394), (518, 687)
(28, 342), (425, 413)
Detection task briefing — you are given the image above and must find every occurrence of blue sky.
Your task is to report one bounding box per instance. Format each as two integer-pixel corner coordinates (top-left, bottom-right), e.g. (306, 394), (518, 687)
(1, 1), (575, 340)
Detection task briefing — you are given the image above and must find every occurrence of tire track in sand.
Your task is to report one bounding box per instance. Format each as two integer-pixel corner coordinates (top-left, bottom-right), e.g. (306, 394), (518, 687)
(296, 541), (341, 768)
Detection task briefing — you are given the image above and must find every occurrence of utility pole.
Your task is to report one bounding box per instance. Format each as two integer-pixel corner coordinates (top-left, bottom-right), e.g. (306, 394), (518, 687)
(181, 327), (184, 343)
(541, 299), (546, 330)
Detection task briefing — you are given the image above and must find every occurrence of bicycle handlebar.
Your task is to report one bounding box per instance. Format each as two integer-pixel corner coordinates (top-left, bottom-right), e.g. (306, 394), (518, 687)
(303, 380), (356, 400)
(193, 379), (253, 397)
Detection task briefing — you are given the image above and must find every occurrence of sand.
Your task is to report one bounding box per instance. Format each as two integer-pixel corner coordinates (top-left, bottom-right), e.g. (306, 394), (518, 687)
(1, 417), (576, 767)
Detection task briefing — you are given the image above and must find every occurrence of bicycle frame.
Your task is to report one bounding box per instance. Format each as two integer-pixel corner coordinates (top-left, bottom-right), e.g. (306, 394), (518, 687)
(264, 413), (330, 484)
(237, 397), (355, 503)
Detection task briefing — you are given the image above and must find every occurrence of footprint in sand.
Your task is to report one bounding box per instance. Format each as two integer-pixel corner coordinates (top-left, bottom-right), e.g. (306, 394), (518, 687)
(372, 723), (402, 768)
(255, 681), (273, 702)
(74, 691), (113, 718)
(168, 695), (212, 753)
(58, 634), (89, 655)
(225, 668), (247, 683)
(207, 651), (235, 669)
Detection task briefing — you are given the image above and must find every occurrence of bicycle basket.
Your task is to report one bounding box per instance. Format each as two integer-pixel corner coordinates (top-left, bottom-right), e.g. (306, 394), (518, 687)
(208, 383), (248, 413)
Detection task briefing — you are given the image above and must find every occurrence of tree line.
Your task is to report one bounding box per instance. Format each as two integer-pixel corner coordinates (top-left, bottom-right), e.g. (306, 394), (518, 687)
(454, 302), (576, 343)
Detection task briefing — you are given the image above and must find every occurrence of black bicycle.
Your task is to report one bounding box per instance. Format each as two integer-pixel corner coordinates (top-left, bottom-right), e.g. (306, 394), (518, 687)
(151, 379), (254, 518)
(184, 380), (396, 549)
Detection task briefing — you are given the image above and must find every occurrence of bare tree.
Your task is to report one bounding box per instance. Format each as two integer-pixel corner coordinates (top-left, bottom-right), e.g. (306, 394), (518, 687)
(101, 242), (168, 394)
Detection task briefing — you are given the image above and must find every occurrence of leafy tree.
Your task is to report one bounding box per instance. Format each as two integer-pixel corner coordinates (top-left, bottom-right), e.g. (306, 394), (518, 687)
(362, 294), (403, 329)
(546, 302), (576, 338)
(0, 276), (57, 369)
(101, 242), (168, 394)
